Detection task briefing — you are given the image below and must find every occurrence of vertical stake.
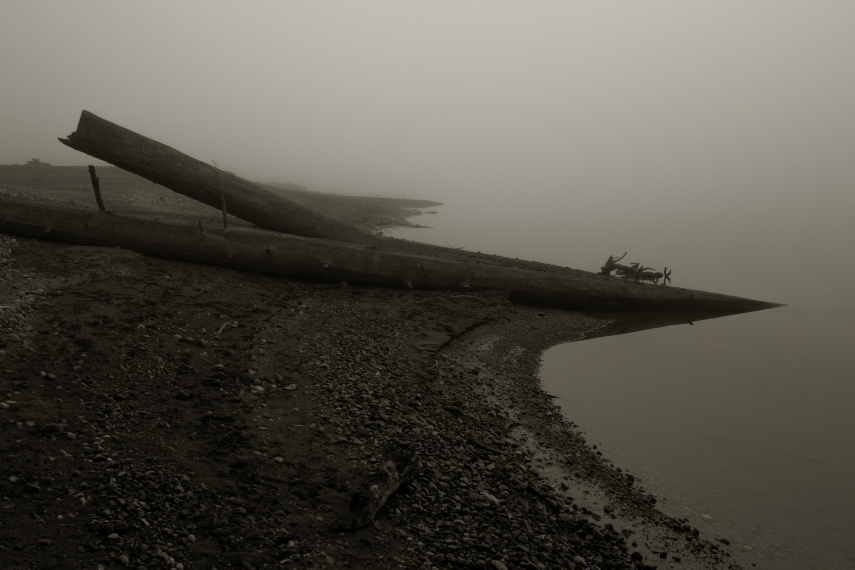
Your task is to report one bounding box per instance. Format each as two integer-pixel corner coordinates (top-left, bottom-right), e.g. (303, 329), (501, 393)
(87, 165), (107, 212)
(221, 194), (228, 229)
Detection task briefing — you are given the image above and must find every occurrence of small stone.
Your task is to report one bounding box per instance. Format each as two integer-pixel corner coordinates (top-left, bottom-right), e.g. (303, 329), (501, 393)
(274, 457), (284, 464)
(481, 491), (500, 506)
(107, 533), (120, 541)
(175, 390), (191, 401)
(37, 538), (52, 546)
(490, 561), (508, 570)
(118, 554), (129, 564)
(573, 555), (586, 566)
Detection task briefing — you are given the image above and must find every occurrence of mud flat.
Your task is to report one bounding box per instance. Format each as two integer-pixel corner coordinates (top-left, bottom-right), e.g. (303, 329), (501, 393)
(0, 173), (747, 569)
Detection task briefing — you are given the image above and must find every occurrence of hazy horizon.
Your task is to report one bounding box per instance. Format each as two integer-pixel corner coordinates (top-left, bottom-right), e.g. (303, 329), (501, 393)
(2, 1), (854, 307)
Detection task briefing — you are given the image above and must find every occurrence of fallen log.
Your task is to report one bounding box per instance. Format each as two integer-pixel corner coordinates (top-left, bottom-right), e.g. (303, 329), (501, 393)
(0, 197), (781, 312)
(58, 110), (379, 245)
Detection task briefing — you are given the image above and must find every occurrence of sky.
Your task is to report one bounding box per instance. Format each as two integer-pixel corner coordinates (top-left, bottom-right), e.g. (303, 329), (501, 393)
(2, 1), (854, 307)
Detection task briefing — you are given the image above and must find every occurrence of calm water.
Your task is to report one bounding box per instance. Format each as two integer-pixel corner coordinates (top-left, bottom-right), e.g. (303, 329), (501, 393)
(387, 213), (855, 569)
(540, 306), (855, 569)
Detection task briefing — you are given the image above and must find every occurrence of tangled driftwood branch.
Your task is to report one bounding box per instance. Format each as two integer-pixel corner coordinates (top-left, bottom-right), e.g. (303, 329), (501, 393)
(601, 254), (672, 285)
(600, 252), (632, 276)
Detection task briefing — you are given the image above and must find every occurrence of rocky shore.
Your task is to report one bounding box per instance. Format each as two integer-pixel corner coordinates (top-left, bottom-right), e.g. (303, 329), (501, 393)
(1, 174), (744, 570)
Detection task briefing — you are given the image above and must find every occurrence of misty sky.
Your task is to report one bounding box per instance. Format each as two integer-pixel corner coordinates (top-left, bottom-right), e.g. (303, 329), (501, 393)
(2, 2), (854, 307)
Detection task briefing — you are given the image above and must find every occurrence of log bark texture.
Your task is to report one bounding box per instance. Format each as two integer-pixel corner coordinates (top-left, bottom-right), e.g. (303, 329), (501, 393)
(59, 110), (379, 245)
(0, 197), (781, 312)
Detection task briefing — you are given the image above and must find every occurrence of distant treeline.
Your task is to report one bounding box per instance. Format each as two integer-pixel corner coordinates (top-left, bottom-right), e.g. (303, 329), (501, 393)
(266, 181), (308, 192)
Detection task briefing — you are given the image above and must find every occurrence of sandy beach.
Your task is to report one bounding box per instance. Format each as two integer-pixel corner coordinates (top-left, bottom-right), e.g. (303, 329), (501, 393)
(1, 168), (744, 570)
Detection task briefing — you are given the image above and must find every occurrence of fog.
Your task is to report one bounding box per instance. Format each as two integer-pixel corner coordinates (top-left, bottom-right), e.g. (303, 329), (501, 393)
(2, 2), (854, 307)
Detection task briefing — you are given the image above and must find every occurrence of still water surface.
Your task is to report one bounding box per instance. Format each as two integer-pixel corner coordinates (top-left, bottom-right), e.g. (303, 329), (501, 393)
(540, 306), (855, 569)
(388, 215), (855, 569)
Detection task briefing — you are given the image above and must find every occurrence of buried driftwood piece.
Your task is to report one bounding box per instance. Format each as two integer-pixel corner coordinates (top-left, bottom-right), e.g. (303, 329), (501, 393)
(338, 447), (421, 530)
(87, 165), (107, 213)
(59, 111), (379, 245)
(0, 197), (780, 312)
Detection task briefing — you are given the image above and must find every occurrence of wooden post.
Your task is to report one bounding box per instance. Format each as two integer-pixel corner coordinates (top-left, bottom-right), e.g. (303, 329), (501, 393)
(59, 111), (380, 245)
(87, 165), (107, 212)
(221, 194), (228, 229)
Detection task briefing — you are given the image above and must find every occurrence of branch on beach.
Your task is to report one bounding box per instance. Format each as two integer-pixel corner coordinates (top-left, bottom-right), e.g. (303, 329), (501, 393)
(468, 437), (506, 455)
(337, 446), (421, 530)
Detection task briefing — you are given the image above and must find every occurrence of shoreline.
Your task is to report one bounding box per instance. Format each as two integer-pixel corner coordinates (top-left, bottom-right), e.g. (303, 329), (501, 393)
(1, 171), (745, 569)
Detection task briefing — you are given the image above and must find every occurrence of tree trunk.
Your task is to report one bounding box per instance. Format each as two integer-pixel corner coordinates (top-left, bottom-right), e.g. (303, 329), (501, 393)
(58, 110), (380, 245)
(0, 197), (780, 312)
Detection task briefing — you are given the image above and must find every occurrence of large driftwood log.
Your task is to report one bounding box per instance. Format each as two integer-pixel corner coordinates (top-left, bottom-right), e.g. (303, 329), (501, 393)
(58, 110), (379, 245)
(0, 197), (780, 312)
(337, 447), (421, 530)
